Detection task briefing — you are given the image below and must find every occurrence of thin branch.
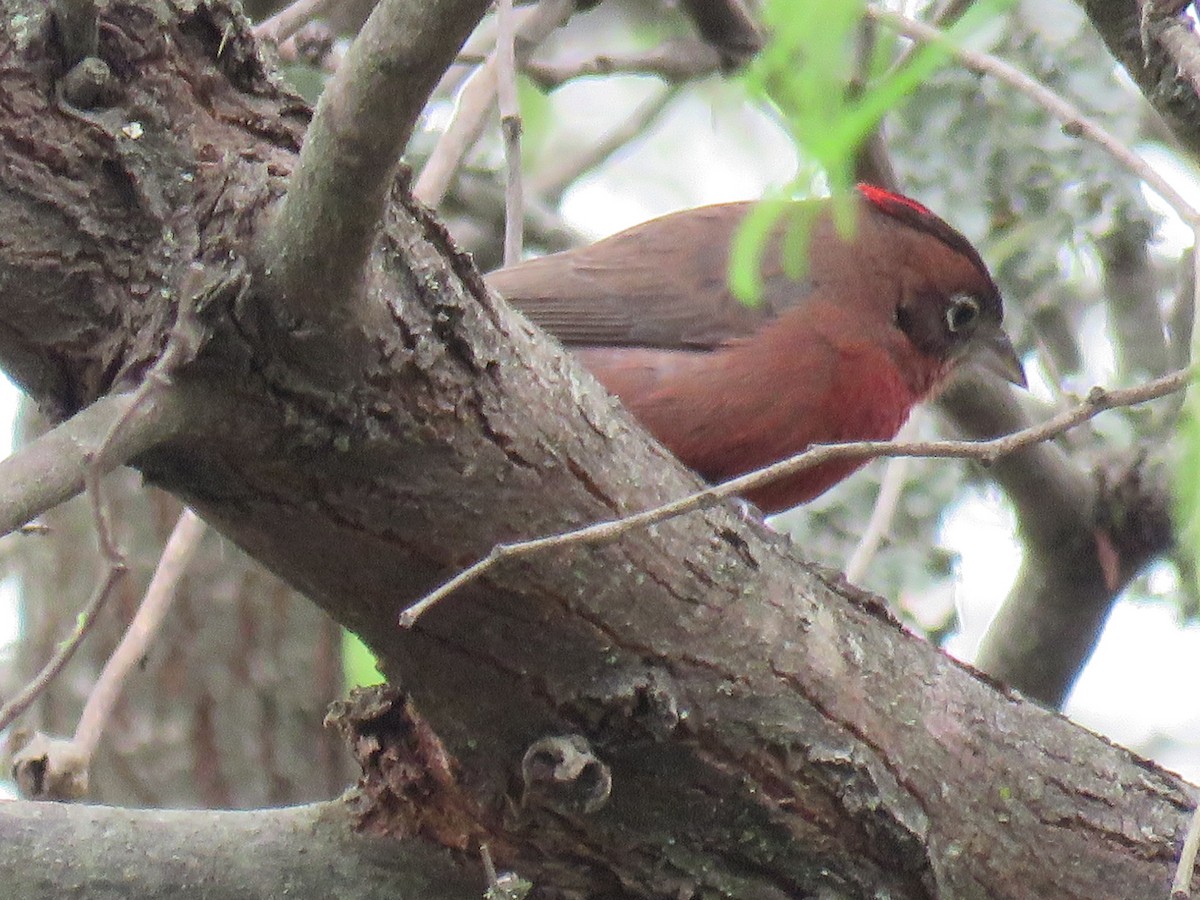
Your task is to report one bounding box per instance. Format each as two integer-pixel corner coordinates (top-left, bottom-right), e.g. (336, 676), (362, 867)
(530, 87), (678, 203)
(0, 390), (185, 539)
(522, 39), (726, 91)
(400, 369), (1191, 626)
(495, 0), (524, 266)
(263, 0), (491, 323)
(0, 563), (125, 734)
(71, 508), (207, 762)
(253, 0), (344, 44)
(413, 0), (574, 208)
(865, 3), (1200, 228)
(843, 416), (917, 585)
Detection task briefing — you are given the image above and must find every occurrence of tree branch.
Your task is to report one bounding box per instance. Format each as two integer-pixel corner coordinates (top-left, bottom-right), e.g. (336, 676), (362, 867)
(0, 798), (481, 900)
(0, 389), (188, 539)
(1077, 0), (1200, 153)
(262, 0), (491, 330)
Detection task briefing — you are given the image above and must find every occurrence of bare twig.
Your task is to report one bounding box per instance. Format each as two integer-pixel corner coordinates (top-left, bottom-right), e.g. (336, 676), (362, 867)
(253, 0), (343, 44)
(0, 391), (182, 540)
(865, 4), (1200, 227)
(1172, 793), (1200, 898)
(413, 0), (574, 208)
(495, 0), (524, 266)
(843, 416), (917, 585)
(530, 87), (678, 203)
(400, 369), (1191, 626)
(0, 563), (125, 734)
(71, 508), (207, 762)
(523, 39), (726, 91)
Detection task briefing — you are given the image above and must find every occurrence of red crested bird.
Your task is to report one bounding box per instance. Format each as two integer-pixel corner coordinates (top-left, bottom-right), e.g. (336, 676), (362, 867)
(486, 184), (1025, 514)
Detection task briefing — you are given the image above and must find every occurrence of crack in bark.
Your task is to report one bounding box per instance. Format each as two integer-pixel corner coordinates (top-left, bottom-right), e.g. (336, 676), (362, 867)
(767, 661), (939, 892)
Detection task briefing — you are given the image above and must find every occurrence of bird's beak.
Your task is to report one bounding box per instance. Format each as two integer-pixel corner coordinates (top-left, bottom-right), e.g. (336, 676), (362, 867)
(969, 325), (1027, 388)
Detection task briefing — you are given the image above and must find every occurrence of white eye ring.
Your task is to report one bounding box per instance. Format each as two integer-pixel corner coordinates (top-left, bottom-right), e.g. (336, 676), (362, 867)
(946, 294), (981, 333)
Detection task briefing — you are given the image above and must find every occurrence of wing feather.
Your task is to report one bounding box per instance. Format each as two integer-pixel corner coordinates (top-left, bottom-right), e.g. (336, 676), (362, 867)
(486, 203), (817, 350)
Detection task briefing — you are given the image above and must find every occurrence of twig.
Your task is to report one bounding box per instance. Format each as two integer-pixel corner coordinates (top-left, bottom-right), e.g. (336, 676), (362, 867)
(253, 0), (343, 44)
(843, 416), (917, 585)
(413, 0), (574, 208)
(530, 87), (678, 203)
(522, 39), (726, 91)
(1172, 793), (1200, 898)
(495, 0), (524, 266)
(0, 563), (125, 734)
(864, 4), (1200, 228)
(399, 369), (1191, 626)
(0, 391), (184, 540)
(71, 508), (207, 762)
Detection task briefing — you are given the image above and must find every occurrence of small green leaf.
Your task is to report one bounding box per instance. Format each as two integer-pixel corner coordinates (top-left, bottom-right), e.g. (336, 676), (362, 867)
(729, 0), (1016, 305)
(342, 629), (385, 690)
(729, 196), (790, 302)
(517, 75), (552, 168)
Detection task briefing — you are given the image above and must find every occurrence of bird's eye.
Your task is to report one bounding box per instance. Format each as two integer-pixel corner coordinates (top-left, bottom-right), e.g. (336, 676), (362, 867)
(946, 294), (981, 333)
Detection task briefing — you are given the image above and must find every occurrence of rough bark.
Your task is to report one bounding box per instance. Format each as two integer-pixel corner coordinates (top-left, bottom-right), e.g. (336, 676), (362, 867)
(1078, 0), (1200, 154)
(0, 1), (1196, 898)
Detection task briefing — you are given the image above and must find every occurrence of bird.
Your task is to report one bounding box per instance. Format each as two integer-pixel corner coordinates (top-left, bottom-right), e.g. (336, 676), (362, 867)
(485, 184), (1025, 514)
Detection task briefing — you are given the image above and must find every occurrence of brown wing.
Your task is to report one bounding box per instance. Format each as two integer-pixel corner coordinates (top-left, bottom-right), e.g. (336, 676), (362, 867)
(486, 202), (821, 350)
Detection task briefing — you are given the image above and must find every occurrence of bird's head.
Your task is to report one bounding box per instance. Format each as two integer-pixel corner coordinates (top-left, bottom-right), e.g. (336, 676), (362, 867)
(854, 183), (1026, 390)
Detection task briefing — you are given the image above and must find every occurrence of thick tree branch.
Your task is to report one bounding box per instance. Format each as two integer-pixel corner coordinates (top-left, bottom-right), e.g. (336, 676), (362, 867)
(262, 0), (490, 332)
(942, 372), (1170, 707)
(0, 799), (480, 900)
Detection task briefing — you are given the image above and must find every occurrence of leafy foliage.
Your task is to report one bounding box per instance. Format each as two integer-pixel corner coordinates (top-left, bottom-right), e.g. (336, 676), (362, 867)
(729, 0), (1015, 302)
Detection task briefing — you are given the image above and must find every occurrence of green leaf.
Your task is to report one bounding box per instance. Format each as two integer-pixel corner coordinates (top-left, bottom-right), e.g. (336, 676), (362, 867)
(518, 75), (553, 169)
(729, 0), (1016, 305)
(342, 629), (385, 691)
(729, 196), (790, 301)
